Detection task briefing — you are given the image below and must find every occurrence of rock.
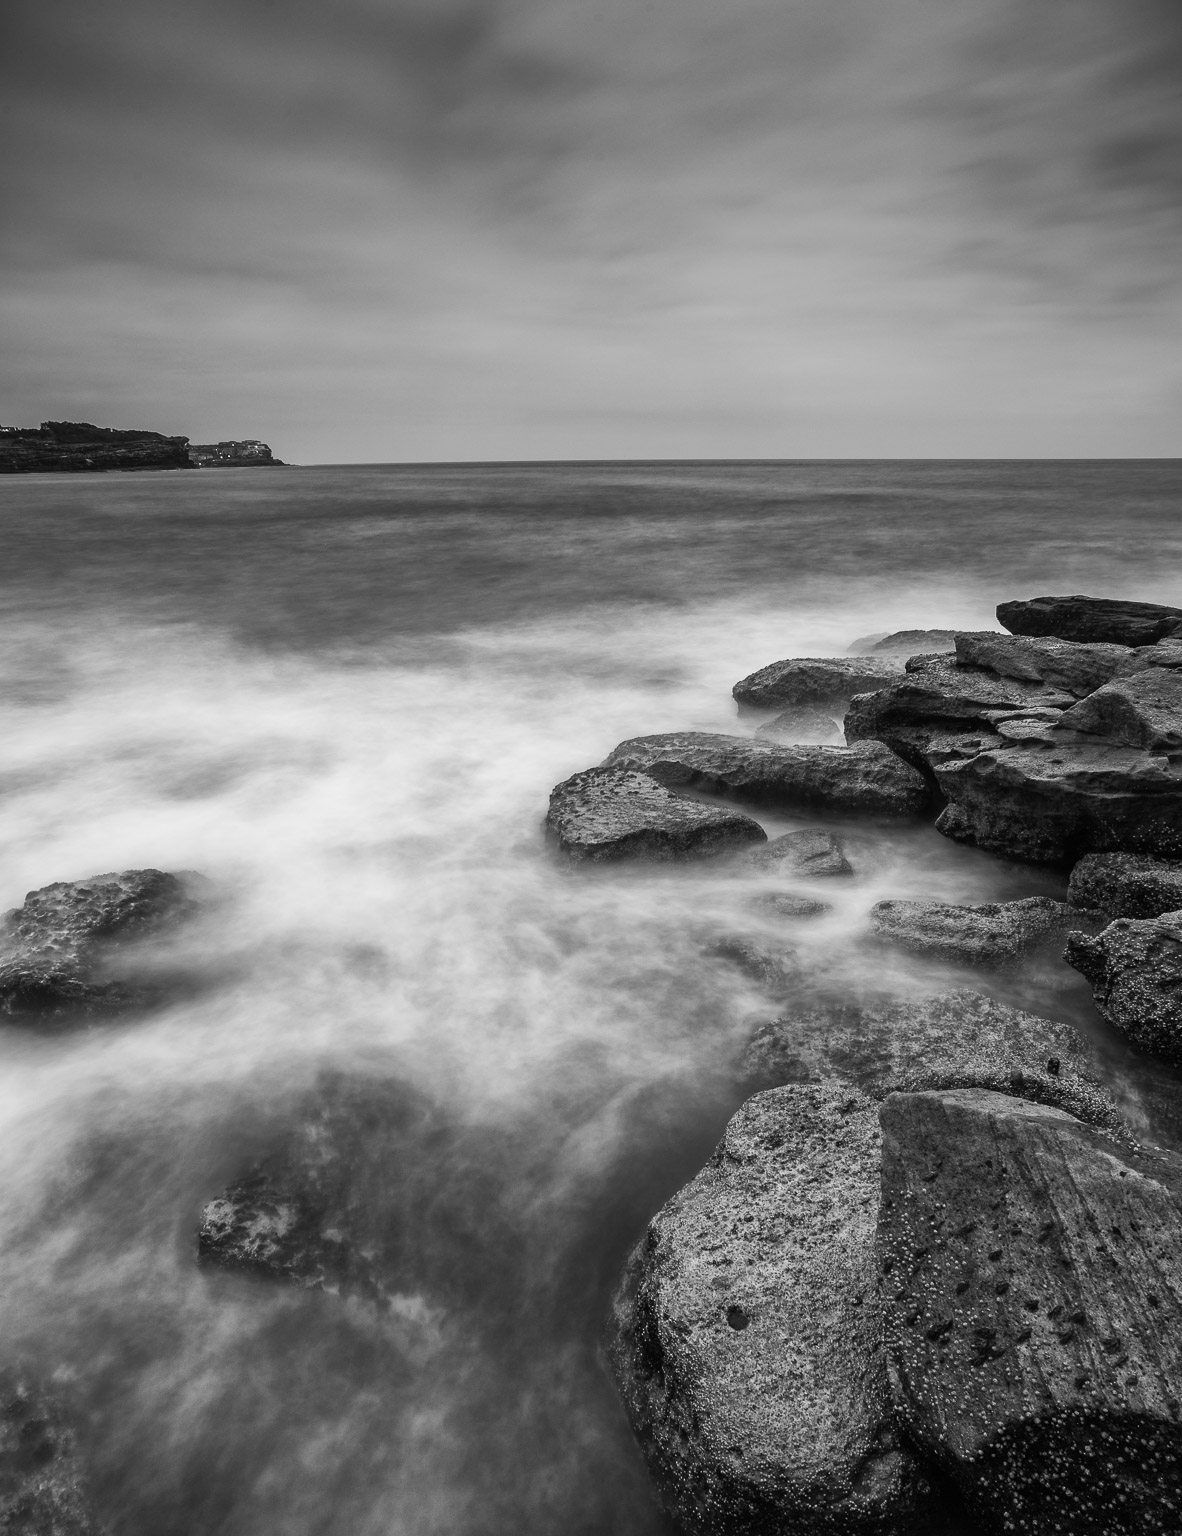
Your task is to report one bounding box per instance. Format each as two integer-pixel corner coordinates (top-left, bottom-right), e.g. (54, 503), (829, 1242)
(751, 892), (832, 919)
(1057, 667), (1182, 753)
(706, 936), (800, 998)
(754, 706), (843, 743)
(750, 828), (852, 877)
(732, 656), (904, 711)
(878, 1087), (1182, 1535)
(1068, 852), (1182, 919)
(743, 990), (1123, 1136)
(954, 632), (1132, 698)
(602, 734), (929, 818)
(933, 741), (1182, 864)
(849, 630), (958, 658)
(996, 594), (1182, 647)
(606, 1083), (936, 1536)
(868, 896), (1088, 965)
(0, 868), (199, 1019)
(544, 766), (766, 863)
(0, 1370), (105, 1534)
(1065, 912), (1182, 1065)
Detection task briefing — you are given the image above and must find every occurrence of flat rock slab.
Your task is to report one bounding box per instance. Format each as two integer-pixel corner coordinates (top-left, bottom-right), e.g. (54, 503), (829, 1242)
(868, 895), (1086, 965)
(743, 990), (1123, 1135)
(1058, 667), (1182, 753)
(849, 629), (958, 657)
(933, 741), (1182, 864)
(954, 632), (1132, 698)
(754, 705), (843, 743)
(750, 828), (852, 877)
(606, 1083), (935, 1536)
(545, 766), (766, 863)
(997, 594), (1182, 647)
(1066, 911), (1182, 1065)
(1068, 852), (1182, 919)
(0, 868), (199, 1019)
(0, 1370), (104, 1536)
(603, 733), (929, 818)
(732, 656), (903, 710)
(878, 1087), (1182, 1535)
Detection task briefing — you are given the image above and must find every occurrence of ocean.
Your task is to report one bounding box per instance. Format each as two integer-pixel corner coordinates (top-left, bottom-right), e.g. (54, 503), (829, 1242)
(1, 459), (1180, 1535)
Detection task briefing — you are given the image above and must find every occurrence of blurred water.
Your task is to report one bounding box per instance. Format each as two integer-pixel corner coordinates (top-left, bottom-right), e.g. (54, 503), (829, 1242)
(0, 459), (1179, 1535)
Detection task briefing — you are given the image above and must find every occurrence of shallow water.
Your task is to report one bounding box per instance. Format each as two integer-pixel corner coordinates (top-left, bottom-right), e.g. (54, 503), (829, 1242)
(0, 459), (1180, 1534)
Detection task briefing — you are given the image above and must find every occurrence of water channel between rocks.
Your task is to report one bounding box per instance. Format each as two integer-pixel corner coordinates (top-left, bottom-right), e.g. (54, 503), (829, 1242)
(0, 460), (1179, 1535)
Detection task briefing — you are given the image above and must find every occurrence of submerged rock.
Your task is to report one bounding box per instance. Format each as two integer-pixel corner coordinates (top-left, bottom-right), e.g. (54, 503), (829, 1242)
(0, 1370), (105, 1535)
(997, 594), (1182, 647)
(1068, 851), (1182, 919)
(706, 936), (800, 998)
(1057, 667), (1182, 753)
(1065, 911), (1182, 1065)
(544, 766), (766, 863)
(603, 733), (929, 818)
(953, 632), (1132, 698)
(732, 656), (903, 711)
(868, 895), (1087, 965)
(0, 868), (199, 1020)
(878, 1087), (1182, 1535)
(606, 1083), (936, 1536)
(751, 892), (832, 919)
(754, 705), (843, 743)
(750, 828), (852, 877)
(743, 990), (1123, 1135)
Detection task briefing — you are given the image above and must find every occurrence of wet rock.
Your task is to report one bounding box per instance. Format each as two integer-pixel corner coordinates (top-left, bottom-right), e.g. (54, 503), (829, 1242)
(848, 629), (958, 658)
(1057, 667), (1182, 753)
(606, 1083), (936, 1536)
(878, 1087), (1182, 1535)
(754, 705), (843, 743)
(0, 868), (200, 1020)
(706, 936), (800, 998)
(544, 766), (766, 863)
(954, 632), (1132, 698)
(1065, 911), (1182, 1065)
(750, 828), (852, 877)
(602, 734), (929, 818)
(996, 593), (1182, 647)
(751, 892), (832, 919)
(743, 990), (1123, 1135)
(0, 1370), (105, 1535)
(868, 895), (1088, 965)
(933, 741), (1182, 865)
(1068, 852), (1182, 919)
(732, 656), (903, 711)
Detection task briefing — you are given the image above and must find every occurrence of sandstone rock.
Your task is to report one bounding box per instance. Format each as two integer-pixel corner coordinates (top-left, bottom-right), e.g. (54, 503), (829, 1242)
(606, 1084), (936, 1536)
(751, 892), (832, 919)
(1065, 912), (1182, 1064)
(1068, 852), (1182, 919)
(0, 868), (199, 1019)
(544, 766), (766, 863)
(602, 734), (929, 818)
(933, 741), (1182, 864)
(954, 632), (1132, 698)
(878, 1087), (1182, 1535)
(868, 896), (1087, 965)
(849, 630), (958, 658)
(750, 828), (852, 877)
(754, 706), (843, 743)
(997, 594), (1182, 647)
(732, 657), (904, 711)
(743, 990), (1123, 1135)
(0, 1370), (105, 1535)
(1057, 667), (1182, 753)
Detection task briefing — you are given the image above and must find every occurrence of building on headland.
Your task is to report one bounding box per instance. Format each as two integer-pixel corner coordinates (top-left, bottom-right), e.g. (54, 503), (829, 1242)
(187, 439), (281, 467)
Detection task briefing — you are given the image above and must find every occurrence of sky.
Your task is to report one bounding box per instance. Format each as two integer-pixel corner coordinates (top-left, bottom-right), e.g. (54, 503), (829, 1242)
(2, 0), (1181, 461)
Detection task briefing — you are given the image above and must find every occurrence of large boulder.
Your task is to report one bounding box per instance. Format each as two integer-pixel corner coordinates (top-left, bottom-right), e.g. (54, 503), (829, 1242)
(933, 741), (1182, 865)
(0, 868), (199, 1020)
(743, 990), (1124, 1136)
(544, 766), (766, 863)
(868, 896), (1089, 965)
(878, 1087), (1182, 1535)
(0, 1370), (105, 1535)
(1065, 911), (1182, 1065)
(996, 594), (1182, 647)
(750, 828), (852, 877)
(732, 657), (903, 711)
(602, 734), (929, 818)
(954, 632), (1132, 698)
(1068, 852), (1182, 919)
(1057, 667), (1182, 753)
(606, 1083), (936, 1536)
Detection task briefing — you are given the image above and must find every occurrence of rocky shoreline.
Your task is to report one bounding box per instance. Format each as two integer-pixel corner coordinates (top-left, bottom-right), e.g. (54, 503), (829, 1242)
(0, 420), (283, 472)
(4, 590), (1182, 1532)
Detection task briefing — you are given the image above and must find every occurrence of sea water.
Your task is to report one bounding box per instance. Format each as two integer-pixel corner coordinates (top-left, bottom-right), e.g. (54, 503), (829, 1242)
(0, 459), (1179, 1535)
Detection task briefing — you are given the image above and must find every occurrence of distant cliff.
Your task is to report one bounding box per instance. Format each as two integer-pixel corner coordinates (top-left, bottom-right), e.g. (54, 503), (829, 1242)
(0, 421), (283, 473)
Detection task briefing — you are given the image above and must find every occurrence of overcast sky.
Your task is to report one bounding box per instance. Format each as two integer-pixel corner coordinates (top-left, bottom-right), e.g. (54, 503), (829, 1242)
(3, 0), (1180, 461)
